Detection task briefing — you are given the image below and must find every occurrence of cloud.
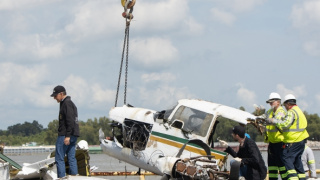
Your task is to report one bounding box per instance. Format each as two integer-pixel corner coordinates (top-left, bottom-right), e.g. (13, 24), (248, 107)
(212, 0), (265, 12)
(236, 84), (256, 107)
(0, 40), (4, 53)
(65, 1), (123, 41)
(210, 0), (265, 25)
(134, 0), (189, 31)
(91, 84), (115, 104)
(62, 75), (115, 110)
(303, 41), (320, 56)
(276, 84), (309, 110)
(8, 34), (65, 59)
(0, 62), (50, 106)
(290, 1), (320, 57)
(230, 0), (265, 12)
(138, 85), (194, 108)
(210, 8), (236, 26)
(141, 72), (177, 83)
(183, 17), (204, 35)
(315, 94), (320, 106)
(130, 37), (179, 67)
(0, 0), (58, 10)
(291, 0), (320, 28)
(276, 84), (307, 99)
(5, 13), (29, 33)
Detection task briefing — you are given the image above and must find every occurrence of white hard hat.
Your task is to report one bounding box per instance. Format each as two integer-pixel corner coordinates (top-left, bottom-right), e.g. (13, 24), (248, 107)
(266, 92), (281, 103)
(283, 94), (296, 104)
(77, 140), (89, 150)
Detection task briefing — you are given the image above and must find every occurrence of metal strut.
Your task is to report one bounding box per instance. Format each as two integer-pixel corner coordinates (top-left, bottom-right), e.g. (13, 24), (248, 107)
(115, 21), (130, 107)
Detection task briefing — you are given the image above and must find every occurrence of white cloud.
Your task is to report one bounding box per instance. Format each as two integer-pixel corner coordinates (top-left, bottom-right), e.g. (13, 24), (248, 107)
(0, 0), (58, 10)
(210, 8), (236, 26)
(141, 72), (177, 83)
(230, 0), (265, 12)
(0, 62), (50, 107)
(134, 0), (189, 31)
(291, 0), (320, 28)
(91, 84), (115, 104)
(276, 84), (307, 99)
(9, 34), (65, 59)
(315, 94), (320, 106)
(130, 37), (179, 67)
(0, 40), (4, 53)
(236, 84), (256, 107)
(139, 85), (194, 108)
(62, 75), (115, 110)
(303, 41), (320, 56)
(65, 1), (123, 41)
(183, 17), (204, 35)
(275, 84), (309, 110)
(210, 0), (265, 25)
(212, 0), (265, 12)
(6, 14), (29, 33)
(63, 75), (91, 105)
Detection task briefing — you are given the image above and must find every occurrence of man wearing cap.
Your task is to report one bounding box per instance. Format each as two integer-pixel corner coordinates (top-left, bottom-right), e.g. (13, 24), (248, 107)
(265, 92), (286, 179)
(51, 85), (80, 178)
(219, 126), (267, 180)
(264, 94), (309, 180)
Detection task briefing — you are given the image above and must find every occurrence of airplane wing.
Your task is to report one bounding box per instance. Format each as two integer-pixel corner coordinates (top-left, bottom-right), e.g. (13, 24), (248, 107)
(215, 105), (256, 125)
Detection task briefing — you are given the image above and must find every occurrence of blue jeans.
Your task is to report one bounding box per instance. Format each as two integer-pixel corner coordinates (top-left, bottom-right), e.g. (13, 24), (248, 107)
(55, 136), (78, 178)
(230, 159), (247, 178)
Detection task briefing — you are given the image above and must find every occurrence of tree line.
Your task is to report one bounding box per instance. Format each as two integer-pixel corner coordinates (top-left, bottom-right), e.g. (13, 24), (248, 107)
(0, 117), (113, 146)
(1, 110), (320, 146)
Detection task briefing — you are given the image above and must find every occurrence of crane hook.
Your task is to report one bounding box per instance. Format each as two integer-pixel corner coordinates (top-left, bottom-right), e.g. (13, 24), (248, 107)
(121, 0), (136, 20)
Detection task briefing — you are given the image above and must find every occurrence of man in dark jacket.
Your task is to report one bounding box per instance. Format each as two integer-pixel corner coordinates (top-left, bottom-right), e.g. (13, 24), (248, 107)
(219, 125), (267, 180)
(51, 85), (80, 178)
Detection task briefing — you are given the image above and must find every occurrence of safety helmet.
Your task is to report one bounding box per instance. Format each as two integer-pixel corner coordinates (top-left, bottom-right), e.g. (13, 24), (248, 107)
(76, 140), (89, 150)
(266, 92), (281, 103)
(283, 94), (296, 105)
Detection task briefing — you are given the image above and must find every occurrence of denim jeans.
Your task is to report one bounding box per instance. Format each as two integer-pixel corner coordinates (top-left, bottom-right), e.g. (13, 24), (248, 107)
(55, 135), (78, 178)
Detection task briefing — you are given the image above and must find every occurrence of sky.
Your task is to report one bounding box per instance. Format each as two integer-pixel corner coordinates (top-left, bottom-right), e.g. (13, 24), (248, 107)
(1, 0), (320, 130)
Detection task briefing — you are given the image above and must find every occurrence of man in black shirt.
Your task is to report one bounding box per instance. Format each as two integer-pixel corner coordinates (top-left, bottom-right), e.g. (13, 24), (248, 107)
(219, 125), (267, 180)
(51, 85), (80, 178)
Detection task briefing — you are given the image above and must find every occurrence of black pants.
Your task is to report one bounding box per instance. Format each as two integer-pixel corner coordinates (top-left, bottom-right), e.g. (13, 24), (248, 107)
(281, 140), (306, 180)
(268, 142), (287, 180)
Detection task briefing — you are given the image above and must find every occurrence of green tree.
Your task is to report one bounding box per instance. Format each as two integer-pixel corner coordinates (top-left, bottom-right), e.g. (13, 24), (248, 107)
(45, 120), (59, 145)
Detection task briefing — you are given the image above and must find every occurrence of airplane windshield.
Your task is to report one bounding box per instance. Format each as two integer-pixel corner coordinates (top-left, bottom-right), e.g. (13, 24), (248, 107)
(171, 106), (213, 137)
(163, 103), (178, 121)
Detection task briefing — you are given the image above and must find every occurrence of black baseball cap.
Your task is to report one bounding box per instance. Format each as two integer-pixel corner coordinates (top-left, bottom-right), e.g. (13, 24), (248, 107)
(50, 85), (66, 97)
(232, 125), (245, 138)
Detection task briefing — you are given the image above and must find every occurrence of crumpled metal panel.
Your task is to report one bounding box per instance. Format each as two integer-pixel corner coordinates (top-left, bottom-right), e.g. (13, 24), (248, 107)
(109, 105), (156, 124)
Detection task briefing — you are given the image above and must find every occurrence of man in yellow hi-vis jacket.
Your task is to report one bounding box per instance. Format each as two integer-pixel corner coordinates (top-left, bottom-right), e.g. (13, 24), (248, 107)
(264, 94), (309, 180)
(265, 92), (286, 179)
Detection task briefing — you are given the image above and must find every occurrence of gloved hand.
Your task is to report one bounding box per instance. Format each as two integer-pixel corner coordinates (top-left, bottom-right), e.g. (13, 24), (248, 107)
(219, 140), (228, 148)
(265, 118), (274, 124)
(234, 157), (242, 163)
(257, 114), (266, 119)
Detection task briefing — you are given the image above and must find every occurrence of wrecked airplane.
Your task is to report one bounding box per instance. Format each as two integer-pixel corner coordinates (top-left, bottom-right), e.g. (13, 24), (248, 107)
(99, 99), (263, 179)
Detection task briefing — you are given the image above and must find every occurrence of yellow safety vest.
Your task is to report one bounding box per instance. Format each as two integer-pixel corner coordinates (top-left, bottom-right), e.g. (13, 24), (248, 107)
(265, 107), (285, 143)
(282, 106), (309, 143)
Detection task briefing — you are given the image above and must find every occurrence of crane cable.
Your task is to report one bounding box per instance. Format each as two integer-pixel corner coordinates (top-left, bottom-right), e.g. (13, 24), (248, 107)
(114, 0), (135, 107)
